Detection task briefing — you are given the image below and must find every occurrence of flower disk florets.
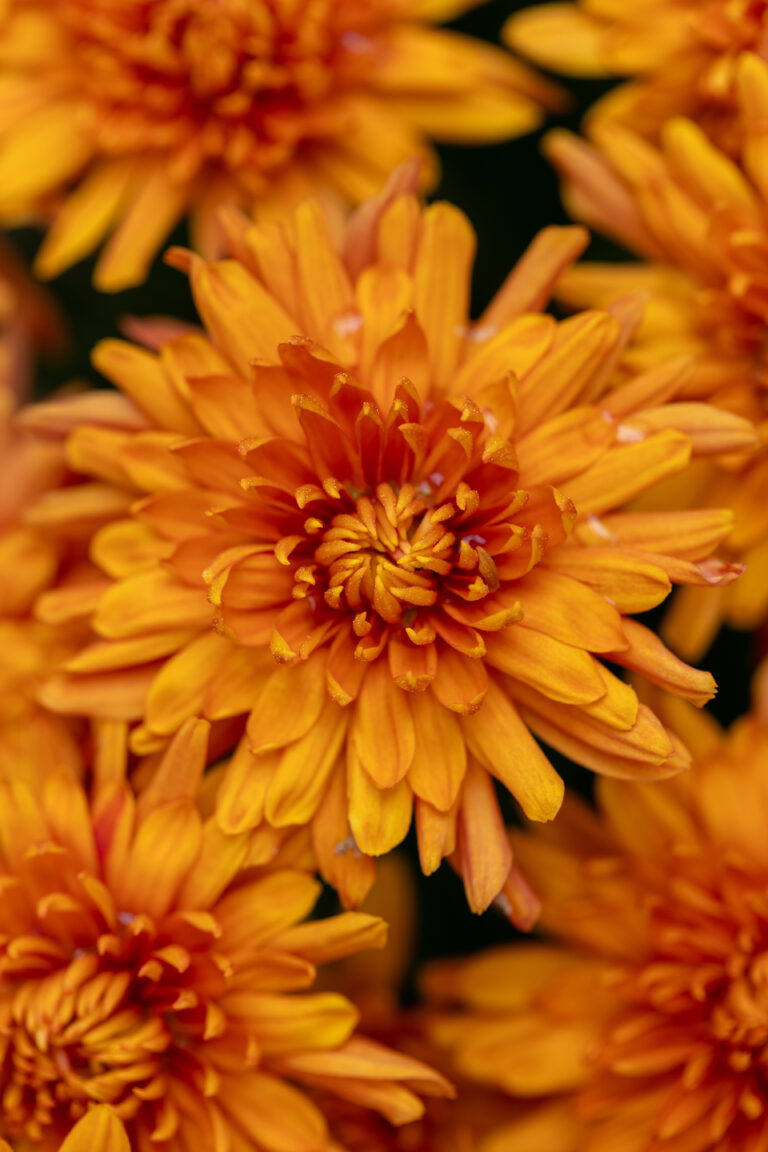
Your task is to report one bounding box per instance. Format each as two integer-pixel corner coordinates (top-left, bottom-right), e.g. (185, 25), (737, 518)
(220, 367), (570, 688)
(0, 725), (450, 1149)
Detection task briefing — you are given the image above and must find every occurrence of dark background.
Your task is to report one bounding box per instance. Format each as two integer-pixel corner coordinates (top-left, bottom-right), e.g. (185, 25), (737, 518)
(11, 0), (756, 968)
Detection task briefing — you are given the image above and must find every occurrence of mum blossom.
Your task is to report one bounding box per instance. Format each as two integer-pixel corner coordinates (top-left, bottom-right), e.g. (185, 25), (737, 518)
(426, 708), (768, 1152)
(0, 716), (451, 1150)
(0, 0), (558, 292)
(504, 0), (767, 148)
(30, 176), (753, 917)
(542, 51), (768, 659)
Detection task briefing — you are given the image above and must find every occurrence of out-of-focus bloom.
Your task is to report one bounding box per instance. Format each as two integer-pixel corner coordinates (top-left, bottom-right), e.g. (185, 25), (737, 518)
(0, 0), (559, 292)
(0, 273), (81, 783)
(426, 707), (768, 1152)
(543, 51), (768, 658)
(29, 173), (753, 916)
(0, 716), (451, 1149)
(318, 855), (521, 1152)
(504, 0), (766, 149)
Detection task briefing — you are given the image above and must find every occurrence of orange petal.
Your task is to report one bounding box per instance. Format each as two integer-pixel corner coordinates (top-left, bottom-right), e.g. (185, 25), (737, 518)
(480, 225), (588, 329)
(574, 508), (734, 562)
(217, 1071), (327, 1152)
(92, 339), (201, 435)
(311, 769), (376, 908)
(485, 625), (606, 705)
(607, 620), (716, 708)
(94, 571), (211, 639)
(544, 548), (671, 613)
(407, 690), (467, 812)
(347, 744), (413, 857)
(246, 656), (327, 754)
(144, 631), (231, 736)
(94, 165), (187, 292)
(565, 429), (692, 517)
(58, 1106), (130, 1152)
(265, 701), (347, 827)
(456, 760), (512, 913)
(413, 201), (474, 389)
(415, 796), (458, 875)
(35, 159), (134, 279)
(350, 662), (415, 788)
(216, 741), (279, 835)
(462, 677), (563, 822)
(110, 800), (202, 920)
(518, 567), (627, 653)
(431, 646), (488, 713)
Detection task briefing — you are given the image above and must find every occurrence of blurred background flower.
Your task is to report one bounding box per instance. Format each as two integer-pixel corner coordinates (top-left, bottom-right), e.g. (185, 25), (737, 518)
(0, 0), (559, 291)
(425, 701), (768, 1152)
(0, 718), (451, 1149)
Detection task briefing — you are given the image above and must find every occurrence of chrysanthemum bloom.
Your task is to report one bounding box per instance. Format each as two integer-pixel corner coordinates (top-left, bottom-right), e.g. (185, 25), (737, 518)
(0, 0), (560, 292)
(31, 175), (753, 915)
(504, 0), (766, 149)
(0, 716), (452, 1149)
(426, 708), (768, 1152)
(541, 51), (768, 659)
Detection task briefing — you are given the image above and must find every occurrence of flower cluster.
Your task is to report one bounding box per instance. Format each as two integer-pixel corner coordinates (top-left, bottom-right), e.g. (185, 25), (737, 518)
(2, 4), (768, 1150)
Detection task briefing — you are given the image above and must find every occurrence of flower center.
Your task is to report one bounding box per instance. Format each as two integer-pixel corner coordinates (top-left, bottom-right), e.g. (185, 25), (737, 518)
(0, 863), (221, 1146)
(312, 480), (498, 626)
(54, 0), (382, 172)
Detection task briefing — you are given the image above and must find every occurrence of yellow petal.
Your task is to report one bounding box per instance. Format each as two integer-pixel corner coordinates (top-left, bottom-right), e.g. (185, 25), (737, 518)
(456, 760), (512, 913)
(485, 625), (606, 705)
(92, 339), (201, 435)
(94, 570), (211, 639)
(0, 100), (92, 210)
(218, 1071), (327, 1152)
(608, 619), (716, 708)
(35, 159), (133, 279)
(407, 689), (467, 812)
(265, 701), (347, 827)
(347, 743), (413, 857)
(58, 1106), (130, 1152)
(413, 201), (475, 390)
(504, 4), (609, 76)
(350, 662), (415, 789)
(94, 165), (187, 292)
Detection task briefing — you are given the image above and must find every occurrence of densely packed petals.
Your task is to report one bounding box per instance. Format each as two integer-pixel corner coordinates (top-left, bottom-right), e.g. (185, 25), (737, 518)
(542, 51), (768, 657)
(504, 0), (767, 148)
(28, 172), (752, 916)
(426, 707), (768, 1152)
(0, 0), (559, 291)
(0, 718), (451, 1149)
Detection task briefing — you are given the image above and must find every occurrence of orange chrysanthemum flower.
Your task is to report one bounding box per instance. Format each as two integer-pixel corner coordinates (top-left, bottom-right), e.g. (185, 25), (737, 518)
(541, 51), (768, 658)
(29, 174), (753, 915)
(504, 0), (766, 148)
(426, 708), (768, 1152)
(0, 716), (451, 1150)
(0, 0), (559, 292)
